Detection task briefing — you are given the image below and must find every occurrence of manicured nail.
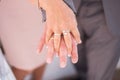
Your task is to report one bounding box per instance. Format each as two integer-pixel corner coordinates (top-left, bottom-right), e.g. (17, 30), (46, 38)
(60, 62), (66, 68)
(78, 40), (82, 44)
(72, 58), (78, 64)
(46, 58), (51, 64)
(68, 54), (71, 57)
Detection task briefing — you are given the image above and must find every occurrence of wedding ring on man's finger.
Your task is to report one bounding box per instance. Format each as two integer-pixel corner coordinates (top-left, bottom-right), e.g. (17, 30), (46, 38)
(62, 30), (70, 35)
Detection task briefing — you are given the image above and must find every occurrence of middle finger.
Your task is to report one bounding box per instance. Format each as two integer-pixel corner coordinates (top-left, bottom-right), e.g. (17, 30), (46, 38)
(63, 30), (72, 57)
(54, 33), (61, 56)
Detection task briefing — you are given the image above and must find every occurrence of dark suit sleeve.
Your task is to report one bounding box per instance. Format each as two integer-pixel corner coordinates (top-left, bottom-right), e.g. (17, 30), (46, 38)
(63, 0), (77, 14)
(63, 0), (81, 15)
(103, 0), (120, 36)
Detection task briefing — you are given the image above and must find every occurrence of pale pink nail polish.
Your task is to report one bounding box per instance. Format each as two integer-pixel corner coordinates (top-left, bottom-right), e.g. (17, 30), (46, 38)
(72, 59), (78, 64)
(46, 58), (51, 64)
(78, 40), (82, 44)
(68, 54), (71, 57)
(60, 62), (66, 68)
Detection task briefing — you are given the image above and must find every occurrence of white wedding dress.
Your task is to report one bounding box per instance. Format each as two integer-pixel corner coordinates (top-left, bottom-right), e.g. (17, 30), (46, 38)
(0, 0), (47, 71)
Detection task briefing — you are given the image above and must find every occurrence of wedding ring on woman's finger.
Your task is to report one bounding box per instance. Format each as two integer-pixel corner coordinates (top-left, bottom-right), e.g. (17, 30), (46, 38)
(54, 33), (61, 36)
(62, 30), (70, 35)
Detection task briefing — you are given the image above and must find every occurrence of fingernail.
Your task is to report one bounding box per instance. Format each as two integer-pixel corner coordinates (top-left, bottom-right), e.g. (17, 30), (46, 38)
(78, 40), (82, 44)
(60, 62), (66, 68)
(68, 51), (71, 57)
(68, 54), (71, 57)
(46, 58), (51, 64)
(72, 59), (78, 64)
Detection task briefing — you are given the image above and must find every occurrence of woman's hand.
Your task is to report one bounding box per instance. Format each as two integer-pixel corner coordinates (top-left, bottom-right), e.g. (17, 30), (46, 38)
(39, 0), (81, 56)
(37, 27), (78, 68)
(36, 0), (81, 68)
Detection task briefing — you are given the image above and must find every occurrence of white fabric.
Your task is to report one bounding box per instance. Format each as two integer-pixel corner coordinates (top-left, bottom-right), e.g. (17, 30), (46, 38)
(0, 0), (47, 70)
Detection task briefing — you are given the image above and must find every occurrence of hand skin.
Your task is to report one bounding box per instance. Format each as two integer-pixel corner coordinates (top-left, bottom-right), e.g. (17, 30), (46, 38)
(37, 26), (79, 68)
(37, 0), (81, 56)
(30, 0), (81, 68)
(46, 35), (78, 68)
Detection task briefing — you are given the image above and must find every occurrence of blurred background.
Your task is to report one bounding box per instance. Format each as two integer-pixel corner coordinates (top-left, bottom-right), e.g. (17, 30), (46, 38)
(0, 49), (120, 80)
(0, 0), (120, 80)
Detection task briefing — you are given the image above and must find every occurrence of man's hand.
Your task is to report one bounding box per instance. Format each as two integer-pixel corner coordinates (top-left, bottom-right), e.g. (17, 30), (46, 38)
(37, 27), (79, 68)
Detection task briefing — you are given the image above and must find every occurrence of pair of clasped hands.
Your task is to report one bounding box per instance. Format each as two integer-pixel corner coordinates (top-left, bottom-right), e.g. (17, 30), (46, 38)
(31, 0), (81, 68)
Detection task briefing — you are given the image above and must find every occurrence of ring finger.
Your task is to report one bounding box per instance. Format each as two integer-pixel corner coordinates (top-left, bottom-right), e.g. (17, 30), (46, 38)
(63, 30), (72, 57)
(54, 33), (61, 56)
